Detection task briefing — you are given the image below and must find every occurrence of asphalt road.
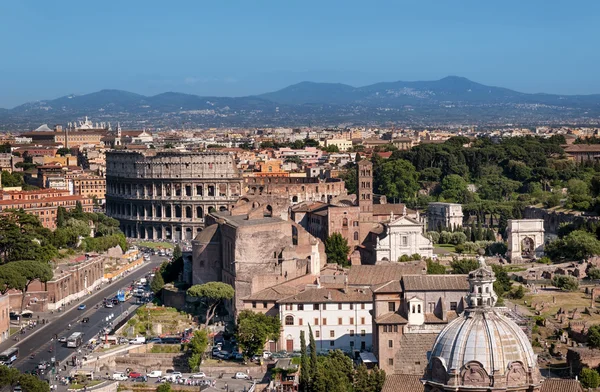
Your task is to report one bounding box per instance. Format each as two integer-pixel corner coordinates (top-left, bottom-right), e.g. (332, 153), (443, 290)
(0, 256), (166, 374)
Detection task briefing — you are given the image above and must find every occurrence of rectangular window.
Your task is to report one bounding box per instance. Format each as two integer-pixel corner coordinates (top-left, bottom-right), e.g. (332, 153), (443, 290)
(402, 236), (407, 246)
(252, 302), (256, 308)
(388, 302), (396, 312)
(450, 302), (458, 311)
(350, 317), (354, 325)
(263, 302), (268, 309)
(322, 304), (327, 311)
(338, 303), (342, 310)
(330, 341), (335, 347)
(350, 330), (355, 336)
(285, 304), (292, 311)
(361, 330), (366, 337)
(298, 304), (304, 311)
(361, 303), (365, 310)
(349, 341), (354, 347)
(361, 317), (365, 325)
(299, 318), (303, 326)
(429, 302), (435, 313)
(314, 304), (319, 311)
(394, 325), (398, 333)
(383, 325), (388, 333)
(388, 358), (393, 366)
(322, 318), (327, 326)
(338, 318), (343, 325)
(330, 330), (335, 338)
(314, 318), (319, 326)
(315, 331), (320, 338)
(350, 303), (354, 310)
(388, 340), (393, 348)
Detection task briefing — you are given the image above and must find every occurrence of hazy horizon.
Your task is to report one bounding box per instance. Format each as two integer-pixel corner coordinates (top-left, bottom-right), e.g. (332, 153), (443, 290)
(2, 0), (600, 107)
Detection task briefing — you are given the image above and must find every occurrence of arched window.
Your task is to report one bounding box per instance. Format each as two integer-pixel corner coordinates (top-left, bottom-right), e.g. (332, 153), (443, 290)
(417, 304), (421, 313)
(354, 232), (359, 241)
(285, 315), (294, 326)
(485, 286), (489, 293)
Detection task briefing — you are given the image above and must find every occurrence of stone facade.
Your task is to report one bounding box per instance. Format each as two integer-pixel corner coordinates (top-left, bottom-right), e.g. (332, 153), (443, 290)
(106, 150), (243, 240)
(244, 176), (346, 205)
(507, 219), (545, 262)
(375, 215), (434, 261)
(427, 202), (464, 231)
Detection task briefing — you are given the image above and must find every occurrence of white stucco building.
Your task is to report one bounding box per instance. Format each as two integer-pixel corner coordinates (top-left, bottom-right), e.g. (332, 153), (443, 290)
(278, 286), (373, 354)
(375, 215), (434, 261)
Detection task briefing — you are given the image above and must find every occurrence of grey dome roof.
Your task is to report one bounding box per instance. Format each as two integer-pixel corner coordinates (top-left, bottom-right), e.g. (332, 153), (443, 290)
(430, 309), (537, 376)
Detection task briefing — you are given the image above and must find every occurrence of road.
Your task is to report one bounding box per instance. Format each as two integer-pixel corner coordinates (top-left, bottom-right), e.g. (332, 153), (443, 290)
(0, 255), (166, 375)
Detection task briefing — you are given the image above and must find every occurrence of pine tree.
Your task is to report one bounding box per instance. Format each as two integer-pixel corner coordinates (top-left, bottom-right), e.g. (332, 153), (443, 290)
(354, 364), (372, 392)
(56, 207), (66, 228)
(299, 331), (309, 391)
(150, 272), (165, 294)
(308, 325), (317, 383)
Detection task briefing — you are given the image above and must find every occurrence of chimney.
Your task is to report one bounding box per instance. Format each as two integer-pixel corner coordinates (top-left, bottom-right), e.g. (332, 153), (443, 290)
(327, 291), (332, 300)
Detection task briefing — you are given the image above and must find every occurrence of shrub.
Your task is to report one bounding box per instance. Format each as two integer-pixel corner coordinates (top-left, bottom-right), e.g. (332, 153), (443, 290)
(552, 275), (579, 291)
(588, 267), (600, 280)
(450, 232), (467, 245)
(426, 231), (440, 244)
(580, 368), (600, 389)
(536, 256), (552, 265)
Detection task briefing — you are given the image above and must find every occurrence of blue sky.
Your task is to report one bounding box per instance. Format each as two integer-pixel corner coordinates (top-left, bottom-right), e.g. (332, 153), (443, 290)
(1, 0), (599, 107)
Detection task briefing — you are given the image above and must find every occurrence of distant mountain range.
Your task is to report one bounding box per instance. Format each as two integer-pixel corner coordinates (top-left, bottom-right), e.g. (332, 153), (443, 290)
(2, 76), (600, 130)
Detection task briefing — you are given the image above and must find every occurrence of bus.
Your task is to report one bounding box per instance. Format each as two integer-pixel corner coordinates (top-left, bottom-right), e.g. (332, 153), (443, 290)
(67, 332), (84, 348)
(0, 347), (18, 365)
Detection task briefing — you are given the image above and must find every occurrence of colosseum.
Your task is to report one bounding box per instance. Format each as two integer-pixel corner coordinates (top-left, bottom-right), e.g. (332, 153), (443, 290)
(106, 150), (243, 240)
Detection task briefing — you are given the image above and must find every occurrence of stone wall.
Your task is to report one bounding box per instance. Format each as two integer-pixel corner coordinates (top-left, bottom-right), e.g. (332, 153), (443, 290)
(523, 206), (600, 235)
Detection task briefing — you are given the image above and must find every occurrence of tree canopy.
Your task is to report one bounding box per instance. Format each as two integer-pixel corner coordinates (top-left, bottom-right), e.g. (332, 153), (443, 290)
(236, 310), (281, 357)
(187, 282), (235, 326)
(325, 233), (351, 267)
(187, 329), (208, 371)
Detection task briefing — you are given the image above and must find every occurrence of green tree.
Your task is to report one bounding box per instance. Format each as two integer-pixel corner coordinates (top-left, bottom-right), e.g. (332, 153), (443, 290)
(56, 206), (66, 228)
(14, 260), (53, 311)
(187, 282), (235, 326)
(0, 263), (26, 294)
(491, 264), (513, 297)
(589, 267), (600, 280)
(551, 275), (579, 291)
(439, 174), (469, 203)
(309, 325), (317, 383)
(156, 383), (172, 392)
(299, 331), (309, 392)
(587, 325), (600, 348)
(0, 364), (21, 386)
(377, 159), (419, 201)
(150, 272), (165, 294)
(188, 329), (208, 371)
(371, 366), (386, 392)
(236, 310), (281, 357)
(325, 233), (350, 267)
(580, 367), (600, 389)
(511, 285), (525, 299)
(354, 364), (372, 392)
(450, 258), (479, 274)
(173, 245), (182, 261)
(313, 350), (354, 392)
(426, 259), (446, 274)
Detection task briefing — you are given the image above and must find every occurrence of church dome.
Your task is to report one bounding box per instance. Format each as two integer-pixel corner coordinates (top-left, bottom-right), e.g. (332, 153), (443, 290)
(425, 257), (541, 390)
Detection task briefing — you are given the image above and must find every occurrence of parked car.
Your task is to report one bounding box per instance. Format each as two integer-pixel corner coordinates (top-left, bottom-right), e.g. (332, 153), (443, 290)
(128, 371), (142, 379)
(77, 304), (86, 310)
(147, 338), (162, 344)
(234, 353), (244, 360)
(129, 336), (146, 344)
(190, 373), (206, 379)
(81, 317), (90, 323)
(168, 372), (183, 380)
(234, 372), (251, 380)
(13, 386), (22, 392)
(105, 302), (113, 308)
(112, 373), (128, 381)
(134, 376), (147, 382)
(58, 337), (67, 343)
(147, 370), (162, 378)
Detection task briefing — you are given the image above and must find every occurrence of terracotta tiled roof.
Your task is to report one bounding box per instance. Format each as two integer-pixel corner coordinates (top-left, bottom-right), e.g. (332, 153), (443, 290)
(424, 313), (447, 324)
(402, 275), (469, 291)
(372, 203), (407, 216)
(243, 285), (301, 302)
(563, 144), (600, 153)
(348, 262), (426, 286)
(373, 280), (402, 293)
(394, 333), (438, 375)
(381, 374), (424, 392)
(540, 379), (583, 392)
(375, 312), (408, 324)
(278, 287), (372, 304)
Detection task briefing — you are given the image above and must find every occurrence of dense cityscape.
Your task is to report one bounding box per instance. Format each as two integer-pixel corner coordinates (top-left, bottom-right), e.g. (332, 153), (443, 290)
(4, 2), (600, 392)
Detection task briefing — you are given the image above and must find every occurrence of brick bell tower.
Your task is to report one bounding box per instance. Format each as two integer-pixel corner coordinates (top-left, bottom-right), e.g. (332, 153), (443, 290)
(357, 160), (373, 213)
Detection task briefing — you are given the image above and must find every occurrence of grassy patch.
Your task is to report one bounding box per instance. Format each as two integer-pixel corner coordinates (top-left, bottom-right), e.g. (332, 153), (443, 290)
(522, 290), (599, 321)
(138, 241), (174, 249)
(70, 381), (103, 390)
(151, 344), (182, 353)
(9, 327), (19, 336)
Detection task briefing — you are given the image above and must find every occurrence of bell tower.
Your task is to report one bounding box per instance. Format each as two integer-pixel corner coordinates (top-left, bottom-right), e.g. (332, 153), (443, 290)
(357, 160), (373, 213)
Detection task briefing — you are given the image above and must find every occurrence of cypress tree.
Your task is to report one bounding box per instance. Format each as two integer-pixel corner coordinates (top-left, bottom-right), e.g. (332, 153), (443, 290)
(308, 325), (317, 383)
(299, 331), (309, 391)
(470, 221), (476, 242)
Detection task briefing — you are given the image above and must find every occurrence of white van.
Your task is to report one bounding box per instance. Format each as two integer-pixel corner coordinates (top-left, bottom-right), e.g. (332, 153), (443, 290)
(129, 336), (146, 344)
(147, 370), (162, 378)
(112, 373), (128, 381)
